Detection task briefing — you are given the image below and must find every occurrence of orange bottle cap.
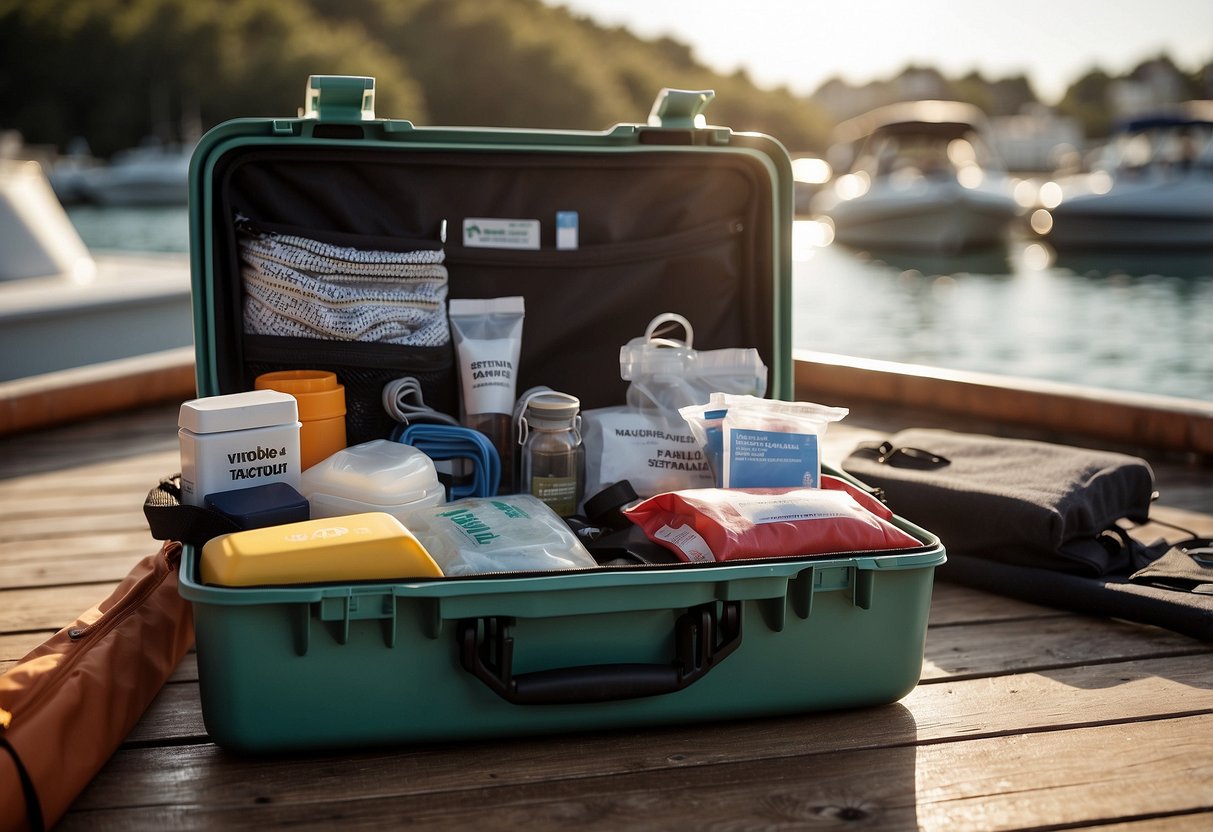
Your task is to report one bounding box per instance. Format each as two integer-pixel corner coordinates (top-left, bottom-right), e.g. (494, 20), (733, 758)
(255, 370), (346, 421)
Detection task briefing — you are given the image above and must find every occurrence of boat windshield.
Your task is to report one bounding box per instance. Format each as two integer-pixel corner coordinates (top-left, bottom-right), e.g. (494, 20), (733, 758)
(1097, 120), (1213, 174)
(850, 125), (1002, 184)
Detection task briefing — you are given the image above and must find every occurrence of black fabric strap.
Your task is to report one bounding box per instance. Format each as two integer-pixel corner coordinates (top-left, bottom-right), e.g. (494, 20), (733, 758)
(1, 733), (45, 832)
(143, 475), (242, 548)
(940, 553), (1213, 642)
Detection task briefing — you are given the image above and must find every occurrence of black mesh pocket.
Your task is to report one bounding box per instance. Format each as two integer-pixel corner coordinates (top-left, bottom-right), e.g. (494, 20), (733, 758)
(242, 335), (456, 445)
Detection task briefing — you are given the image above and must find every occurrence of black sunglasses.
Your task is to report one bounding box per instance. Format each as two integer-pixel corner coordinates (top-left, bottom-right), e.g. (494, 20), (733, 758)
(855, 440), (950, 470)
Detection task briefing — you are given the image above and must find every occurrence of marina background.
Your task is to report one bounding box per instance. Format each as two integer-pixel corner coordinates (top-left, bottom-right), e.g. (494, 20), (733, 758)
(5, 0), (1211, 402)
(65, 205), (1213, 402)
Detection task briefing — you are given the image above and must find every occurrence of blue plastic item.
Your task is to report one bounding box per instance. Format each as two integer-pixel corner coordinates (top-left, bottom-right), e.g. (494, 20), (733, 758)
(204, 482), (310, 530)
(392, 423), (501, 499)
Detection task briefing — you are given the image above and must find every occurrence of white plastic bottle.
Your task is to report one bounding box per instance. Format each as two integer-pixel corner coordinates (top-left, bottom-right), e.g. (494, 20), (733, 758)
(178, 390), (302, 506)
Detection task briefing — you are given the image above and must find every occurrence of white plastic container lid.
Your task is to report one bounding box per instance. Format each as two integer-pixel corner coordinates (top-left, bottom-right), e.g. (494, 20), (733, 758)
(306, 489), (446, 523)
(179, 389), (299, 434)
(300, 439), (444, 514)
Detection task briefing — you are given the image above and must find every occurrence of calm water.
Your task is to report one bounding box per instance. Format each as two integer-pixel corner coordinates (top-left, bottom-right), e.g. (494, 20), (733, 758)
(67, 204), (191, 253)
(793, 223), (1213, 402)
(66, 207), (1213, 402)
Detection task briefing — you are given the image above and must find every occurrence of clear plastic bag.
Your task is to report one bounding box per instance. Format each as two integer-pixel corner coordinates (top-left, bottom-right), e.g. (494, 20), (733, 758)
(398, 494), (597, 576)
(681, 393), (848, 488)
(620, 313), (767, 419)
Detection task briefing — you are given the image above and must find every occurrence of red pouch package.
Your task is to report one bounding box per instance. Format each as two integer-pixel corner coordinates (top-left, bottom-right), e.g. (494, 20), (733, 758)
(623, 475), (922, 563)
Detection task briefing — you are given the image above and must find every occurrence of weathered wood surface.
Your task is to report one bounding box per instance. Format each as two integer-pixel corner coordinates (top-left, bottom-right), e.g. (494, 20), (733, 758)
(3, 403), (1212, 831)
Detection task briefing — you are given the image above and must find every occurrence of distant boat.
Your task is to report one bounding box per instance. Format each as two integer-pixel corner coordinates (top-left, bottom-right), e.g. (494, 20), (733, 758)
(45, 137), (103, 204)
(811, 101), (1022, 253)
(77, 139), (191, 207)
(0, 158), (192, 381)
(1042, 103), (1213, 250)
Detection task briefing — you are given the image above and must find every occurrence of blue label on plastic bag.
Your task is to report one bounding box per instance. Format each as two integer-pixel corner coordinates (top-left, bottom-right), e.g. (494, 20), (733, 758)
(723, 428), (820, 488)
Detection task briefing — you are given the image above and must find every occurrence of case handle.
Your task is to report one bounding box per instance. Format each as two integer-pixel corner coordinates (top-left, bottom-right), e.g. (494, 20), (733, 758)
(458, 601), (742, 705)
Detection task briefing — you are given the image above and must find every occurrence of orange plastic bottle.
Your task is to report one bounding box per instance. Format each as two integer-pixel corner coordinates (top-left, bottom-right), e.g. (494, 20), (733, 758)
(254, 370), (347, 470)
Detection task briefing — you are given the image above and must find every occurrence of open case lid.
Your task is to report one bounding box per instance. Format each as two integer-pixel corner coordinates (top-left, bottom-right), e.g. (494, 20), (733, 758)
(187, 75), (794, 411)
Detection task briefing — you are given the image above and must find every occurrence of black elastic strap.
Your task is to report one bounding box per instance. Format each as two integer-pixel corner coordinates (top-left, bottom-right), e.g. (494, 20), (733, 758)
(1, 734), (45, 832)
(143, 474), (242, 548)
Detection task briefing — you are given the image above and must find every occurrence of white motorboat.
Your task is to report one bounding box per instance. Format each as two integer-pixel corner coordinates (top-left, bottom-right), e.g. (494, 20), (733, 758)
(77, 140), (191, 207)
(0, 158), (192, 381)
(811, 101), (1022, 252)
(1042, 106), (1213, 249)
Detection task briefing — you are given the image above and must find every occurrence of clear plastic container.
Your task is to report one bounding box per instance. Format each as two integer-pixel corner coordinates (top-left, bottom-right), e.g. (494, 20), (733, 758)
(300, 439), (445, 522)
(519, 391), (584, 517)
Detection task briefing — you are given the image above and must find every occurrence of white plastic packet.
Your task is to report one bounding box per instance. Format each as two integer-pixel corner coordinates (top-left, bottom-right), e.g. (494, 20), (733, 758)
(580, 406), (715, 506)
(398, 494), (597, 576)
(681, 393), (848, 488)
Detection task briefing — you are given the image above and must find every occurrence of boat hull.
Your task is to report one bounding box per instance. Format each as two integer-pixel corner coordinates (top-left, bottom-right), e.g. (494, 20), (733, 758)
(0, 252), (192, 381)
(823, 186), (1019, 253)
(1047, 178), (1213, 249)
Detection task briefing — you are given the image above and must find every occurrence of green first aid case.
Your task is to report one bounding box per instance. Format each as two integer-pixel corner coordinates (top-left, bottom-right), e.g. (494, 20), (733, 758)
(181, 75), (946, 753)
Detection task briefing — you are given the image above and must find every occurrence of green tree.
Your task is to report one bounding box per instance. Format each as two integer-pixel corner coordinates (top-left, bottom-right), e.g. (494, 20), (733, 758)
(0, 0), (426, 155)
(1058, 68), (1114, 139)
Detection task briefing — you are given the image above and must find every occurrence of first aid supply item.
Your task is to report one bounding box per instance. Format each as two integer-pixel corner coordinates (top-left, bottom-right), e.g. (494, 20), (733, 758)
(238, 223), (450, 346)
(449, 297), (524, 486)
(722, 397), (848, 488)
(398, 495), (597, 576)
(200, 511), (442, 586)
(518, 390), (584, 517)
(682, 394), (849, 488)
(254, 369), (347, 470)
(300, 439), (445, 521)
(624, 477), (922, 563)
(581, 407), (716, 505)
(204, 482), (310, 530)
(620, 312), (767, 418)
(178, 390), (302, 507)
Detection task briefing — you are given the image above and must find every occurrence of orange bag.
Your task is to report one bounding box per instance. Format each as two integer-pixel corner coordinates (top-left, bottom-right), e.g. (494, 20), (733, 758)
(0, 542), (194, 831)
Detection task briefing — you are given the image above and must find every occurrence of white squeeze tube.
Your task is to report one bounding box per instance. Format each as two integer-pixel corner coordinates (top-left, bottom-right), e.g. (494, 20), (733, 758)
(449, 297), (525, 487)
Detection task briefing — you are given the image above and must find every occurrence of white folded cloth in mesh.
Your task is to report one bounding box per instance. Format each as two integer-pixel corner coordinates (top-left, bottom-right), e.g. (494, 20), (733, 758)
(240, 229), (450, 345)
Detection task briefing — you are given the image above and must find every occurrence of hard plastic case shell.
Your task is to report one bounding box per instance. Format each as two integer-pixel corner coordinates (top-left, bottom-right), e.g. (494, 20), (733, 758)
(182, 76), (946, 752)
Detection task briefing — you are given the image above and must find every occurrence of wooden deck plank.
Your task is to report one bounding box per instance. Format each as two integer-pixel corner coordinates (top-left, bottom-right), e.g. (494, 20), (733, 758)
(60, 715), (1213, 831)
(0, 548), (152, 591)
(928, 581), (1061, 625)
(0, 581), (121, 632)
(920, 615), (1213, 679)
(1081, 817), (1213, 832)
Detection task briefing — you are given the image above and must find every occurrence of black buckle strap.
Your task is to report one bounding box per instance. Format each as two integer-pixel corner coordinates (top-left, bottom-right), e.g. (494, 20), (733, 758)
(143, 474), (242, 548)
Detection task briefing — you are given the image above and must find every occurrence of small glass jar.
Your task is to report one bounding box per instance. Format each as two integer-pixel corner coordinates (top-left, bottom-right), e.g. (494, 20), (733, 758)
(519, 391), (584, 517)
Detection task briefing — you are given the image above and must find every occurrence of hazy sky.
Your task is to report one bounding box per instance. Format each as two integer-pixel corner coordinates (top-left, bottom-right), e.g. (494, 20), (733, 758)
(548, 0), (1213, 103)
